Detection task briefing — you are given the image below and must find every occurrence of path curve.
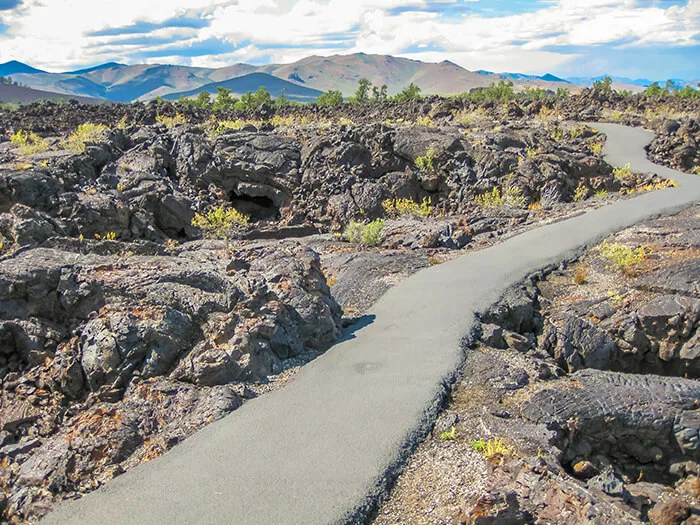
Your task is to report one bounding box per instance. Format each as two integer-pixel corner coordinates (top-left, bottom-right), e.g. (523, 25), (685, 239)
(43, 124), (700, 525)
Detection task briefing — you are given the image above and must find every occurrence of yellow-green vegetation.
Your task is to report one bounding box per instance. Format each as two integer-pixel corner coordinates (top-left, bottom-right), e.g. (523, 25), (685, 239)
(599, 240), (649, 276)
(594, 189), (609, 198)
(343, 219), (384, 246)
(382, 197), (433, 218)
(472, 438), (514, 459)
(613, 163), (633, 179)
(569, 126), (586, 139)
(550, 127), (565, 142)
(10, 130), (49, 155)
(691, 166), (700, 176)
(525, 146), (539, 159)
(415, 115), (434, 127)
(269, 115), (297, 127)
(452, 107), (490, 127)
(95, 232), (117, 241)
(537, 106), (561, 122)
(62, 123), (109, 153)
(156, 113), (187, 128)
(574, 183), (588, 202)
(626, 178), (678, 194)
(590, 142), (604, 155)
(202, 118), (267, 137)
(192, 206), (250, 238)
(337, 117), (355, 127)
(415, 148), (438, 173)
(609, 110), (624, 122)
(473, 186), (526, 209)
(440, 427), (457, 441)
(116, 116), (130, 130)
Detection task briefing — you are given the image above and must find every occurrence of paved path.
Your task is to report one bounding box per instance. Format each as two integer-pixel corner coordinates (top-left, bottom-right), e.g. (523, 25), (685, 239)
(43, 124), (700, 525)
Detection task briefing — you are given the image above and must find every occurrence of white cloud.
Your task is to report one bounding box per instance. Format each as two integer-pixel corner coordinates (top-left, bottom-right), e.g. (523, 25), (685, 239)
(0, 0), (696, 74)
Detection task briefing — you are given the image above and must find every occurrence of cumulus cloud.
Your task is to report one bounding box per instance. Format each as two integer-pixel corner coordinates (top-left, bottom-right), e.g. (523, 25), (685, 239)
(0, 0), (696, 77)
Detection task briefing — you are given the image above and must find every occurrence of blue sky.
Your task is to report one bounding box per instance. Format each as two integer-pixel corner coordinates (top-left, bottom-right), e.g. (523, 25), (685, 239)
(0, 0), (698, 80)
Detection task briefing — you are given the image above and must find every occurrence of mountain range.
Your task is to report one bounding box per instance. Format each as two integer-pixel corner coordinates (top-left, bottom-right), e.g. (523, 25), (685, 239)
(0, 53), (693, 105)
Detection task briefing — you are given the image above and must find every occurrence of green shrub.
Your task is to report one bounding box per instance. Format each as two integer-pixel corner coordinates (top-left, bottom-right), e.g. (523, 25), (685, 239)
(212, 86), (238, 111)
(361, 219), (384, 246)
(643, 82), (665, 97)
(415, 148), (438, 172)
(522, 87), (551, 102)
(461, 81), (516, 102)
(11, 130), (48, 155)
(393, 83), (422, 102)
(62, 123), (109, 153)
(613, 163), (633, 179)
(593, 76), (613, 95)
(317, 90), (344, 106)
(192, 206), (250, 238)
(236, 86), (272, 111)
(343, 221), (365, 244)
(349, 78), (371, 104)
(440, 427), (457, 440)
(343, 219), (384, 246)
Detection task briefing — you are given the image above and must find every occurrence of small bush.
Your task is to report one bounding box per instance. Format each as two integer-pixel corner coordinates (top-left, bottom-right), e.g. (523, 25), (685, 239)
(337, 117), (355, 127)
(574, 264), (589, 285)
(382, 198), (433, 218)
(316, 90), (344, 106)
(440, 427), (457, 440)
(10, 130), (49, 155)
(156, 113), (187, 128)
(525, 146), (539, 159)
(473, 186), (525, 209)
(590, 142), (604, 155)
(594, 189), (609, 198)
(461, 81), (516, 102)
(192, 206), (250, 238)
(95, 232), (117, 240)
(415, 115), (434, 127)
(569, 126), (586, 139)
(62, 123), (109, 153)
(613, 163), (633, 179)
(472, 438), (513, 459)
(343, 221), (365, 244)
(599, 240), (649, 276)
(361, 219), (384, 246)
(573, 183), (588, 202)
(343, 219), (384, 247)
(415, 148), (438, 173)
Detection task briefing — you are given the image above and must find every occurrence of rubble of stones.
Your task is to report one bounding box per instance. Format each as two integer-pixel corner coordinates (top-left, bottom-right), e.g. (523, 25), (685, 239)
(396, 204), (700, 524)
(0, 92), (696, 523)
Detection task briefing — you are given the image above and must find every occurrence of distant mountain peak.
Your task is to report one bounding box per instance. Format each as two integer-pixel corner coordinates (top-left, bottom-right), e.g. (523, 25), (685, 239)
(0, 60), (46, 76)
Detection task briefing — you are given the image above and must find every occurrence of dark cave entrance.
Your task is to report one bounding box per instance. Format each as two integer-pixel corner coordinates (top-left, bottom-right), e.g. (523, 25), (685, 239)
(230, 192), (280, 222)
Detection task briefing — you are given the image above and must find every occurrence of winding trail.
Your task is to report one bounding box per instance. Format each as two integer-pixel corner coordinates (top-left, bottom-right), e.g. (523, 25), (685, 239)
(43, 124), (700, 525)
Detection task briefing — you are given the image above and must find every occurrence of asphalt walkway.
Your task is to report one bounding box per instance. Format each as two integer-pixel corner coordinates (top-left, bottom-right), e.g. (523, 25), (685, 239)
(43, 123), (700, 524)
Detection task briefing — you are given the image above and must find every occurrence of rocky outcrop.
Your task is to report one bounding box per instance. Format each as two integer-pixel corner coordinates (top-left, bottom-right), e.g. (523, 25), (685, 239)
(0, 238), (342, 522)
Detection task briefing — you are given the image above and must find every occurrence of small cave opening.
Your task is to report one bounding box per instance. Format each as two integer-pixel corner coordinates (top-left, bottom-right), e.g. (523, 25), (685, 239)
(230, 192), (280, 222)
